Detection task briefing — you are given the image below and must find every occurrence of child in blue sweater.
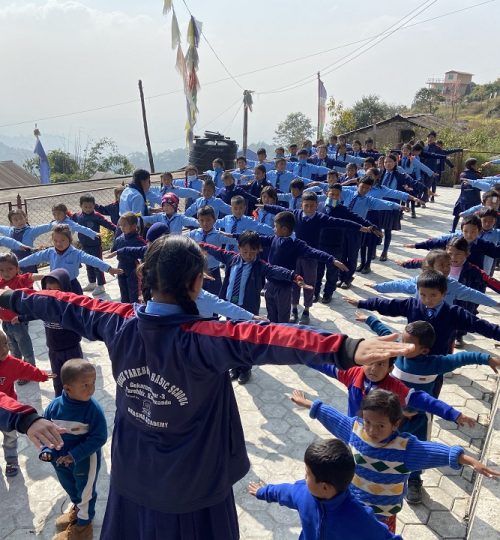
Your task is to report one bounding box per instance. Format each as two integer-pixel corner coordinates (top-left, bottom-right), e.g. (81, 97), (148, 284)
(18, 224), (122, 294)
(249, 438), (400, 540)
(356, 312), (500, 503)
(291, 389), (499, 533)
(39, 359), (107, 540)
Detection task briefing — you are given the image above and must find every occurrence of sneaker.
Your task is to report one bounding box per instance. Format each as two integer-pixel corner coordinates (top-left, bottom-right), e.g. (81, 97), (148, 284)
(92, 285), (105, 296)
(290, 310), (299, 324)
(17, 380), (29, 386)
(5, 463), (19, 477)
(82, 283), (96, 292)
(299, 311), (310, 325)
(355, 264), (365, 272)
(405, 480), (423, 504)
(55, 505), (78, 531)
(361, 265), (372, 274)
(340, 281), (352, 289)
(229, 368), (240, 381)
(237, 369), (251, 385)
(321, 295), (332, 304)
(53, 522), (93, 540)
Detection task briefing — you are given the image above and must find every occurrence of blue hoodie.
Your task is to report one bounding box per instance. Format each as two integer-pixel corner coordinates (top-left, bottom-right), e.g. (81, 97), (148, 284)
(0, 289), (362, 514)
(257, 480), (400, 540)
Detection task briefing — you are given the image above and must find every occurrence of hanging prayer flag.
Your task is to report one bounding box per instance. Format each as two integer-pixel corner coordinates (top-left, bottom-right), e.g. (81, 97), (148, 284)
(163, 0), (173, 15)
(318, 76), (327, 139)
(171, 7), (181, 49)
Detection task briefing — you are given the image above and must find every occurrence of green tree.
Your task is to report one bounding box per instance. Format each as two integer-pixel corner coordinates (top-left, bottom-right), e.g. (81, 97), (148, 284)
(412, 87), (444, 114)
(351, 95), (395, 128)
(326, 98), (356, 134)
(273, 112), (314, 147)
(81, 138), (134, 178)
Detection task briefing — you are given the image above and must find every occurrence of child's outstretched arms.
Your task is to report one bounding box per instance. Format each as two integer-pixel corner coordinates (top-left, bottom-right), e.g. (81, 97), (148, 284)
(248, 481), (266, 497)
(291, 389), (313, 409)
(459, 454), (500, 479)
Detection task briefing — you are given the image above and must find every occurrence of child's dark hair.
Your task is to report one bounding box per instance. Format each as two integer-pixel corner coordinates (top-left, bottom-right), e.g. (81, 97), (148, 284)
(213, 158), (224, 168)
(185, 164), (198, 175)
(327, 170), (339, 179)
(275, 157), (286, 166)
(422, 249), (450, 271)
(447, 236), (470, 253)
(274, 211), (295, 232)
(405, 321), (436, 350)
(260, 185), (277, 202)
(230, 195), (246, 207)
(359, 389), (403, 425)
(222, 172), (235, 183)
(465, 158), (478, 169)
(161, 172), (173, 181)
(359, 176), (374, 186)
(364, 157), (376, 167)
(327, 183), (342, 193)
(52, 224), (73, 242)
(52, 203), (68, 214)
(461, 214), (481, 230)
(254, 165), (267, 178)
(237, 231), (261, 250)
(139, 236), (205, 314)
(412, 143), (424, 153)
(302, 191), (318, 203)
(61, 359), (95, 386)
(43, 276), (62, 289)
(0, 253), (19, 267)
(203, 179), (216, 193)
(304, 439), (354, 493)
(290, 179), (305, 191)
(79, 193), (95, 206)
(114, 186), (125, 199)
(257, 148), (266, 156)
(483, 190), (499, 203)
(478, 207), (498, 220)
(236, 155), (247, 163)
(416, 270), (447, 293)
(133, 169), (151, 183)
(197, 205), (216, 220)
(385, 153), (399, 165)
(275, 146), (285, 154)
(365, 138), (374, 144)
(119, 212), (138, 227)
(7, 208), (28, 224)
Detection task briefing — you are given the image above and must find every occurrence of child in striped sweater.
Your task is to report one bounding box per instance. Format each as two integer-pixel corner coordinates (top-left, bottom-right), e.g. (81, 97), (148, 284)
(291, 388), (499, 533)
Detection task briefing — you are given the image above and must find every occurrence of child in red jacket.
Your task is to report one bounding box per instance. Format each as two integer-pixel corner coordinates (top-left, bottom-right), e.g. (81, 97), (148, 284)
(0, 330), (54, 476)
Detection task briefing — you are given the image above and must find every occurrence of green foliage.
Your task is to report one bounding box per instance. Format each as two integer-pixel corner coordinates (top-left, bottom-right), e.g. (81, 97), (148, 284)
(81, 138), (133, 177)
(273, 112), (315, 147)
(351, 95), (406, 128)
(326, 98), (356, 134)
(412, 87), (444, 114)
(465, 78), (500, 103)
(22, 157), (39, 177)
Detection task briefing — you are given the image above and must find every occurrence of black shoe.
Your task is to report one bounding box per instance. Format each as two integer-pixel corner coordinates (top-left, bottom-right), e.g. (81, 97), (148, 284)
(238, 369), (251, 385)
(361, 265), (371, 274)
(290, 310), (299, 324)
(405, 480), (423, 504)
(455, 337), (465, 349)
(229, 368), (240, 381)
(356, 264), (365, 272)
(313, 294), (320, 303)
(430, 196), (435, 203)
(321, 295), (332, 304)
(379, 252), (388, 262)
(411, 212), (417, 219)
(17, 380), (29, 386)
(340, 280), (352, 289)
(299, 311), (310, 325)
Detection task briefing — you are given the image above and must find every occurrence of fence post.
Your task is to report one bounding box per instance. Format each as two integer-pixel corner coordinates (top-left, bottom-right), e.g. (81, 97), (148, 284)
(16, 194), (22, 209)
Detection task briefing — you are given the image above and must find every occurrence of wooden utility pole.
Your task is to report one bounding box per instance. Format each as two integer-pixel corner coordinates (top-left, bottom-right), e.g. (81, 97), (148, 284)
(138, 80), (155, 173)
(242, 90), (253, 156)
(317, 72), (321, 141)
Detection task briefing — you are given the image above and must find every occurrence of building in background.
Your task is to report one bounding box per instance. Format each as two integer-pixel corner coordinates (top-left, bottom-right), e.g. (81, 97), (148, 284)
(427, 70), (474, 102)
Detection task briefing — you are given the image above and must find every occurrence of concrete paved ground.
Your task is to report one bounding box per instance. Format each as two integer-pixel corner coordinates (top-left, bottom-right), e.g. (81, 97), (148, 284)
(0, 186), (498, 539)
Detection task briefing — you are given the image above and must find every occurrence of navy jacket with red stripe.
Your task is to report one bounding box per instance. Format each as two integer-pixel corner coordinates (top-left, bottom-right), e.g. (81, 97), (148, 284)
(0, 288), (360, 515)
(0, 391), (41, 433)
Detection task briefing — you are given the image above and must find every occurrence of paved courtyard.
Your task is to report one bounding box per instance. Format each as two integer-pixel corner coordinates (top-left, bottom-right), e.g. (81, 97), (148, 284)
(0, 186), (498, 539)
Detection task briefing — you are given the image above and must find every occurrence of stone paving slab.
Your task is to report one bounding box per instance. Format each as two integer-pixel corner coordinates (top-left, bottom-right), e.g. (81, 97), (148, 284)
(0, 186), (498, 539)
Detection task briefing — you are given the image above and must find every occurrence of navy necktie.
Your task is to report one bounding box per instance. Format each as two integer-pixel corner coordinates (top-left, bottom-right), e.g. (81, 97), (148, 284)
(231, 217), (240, 234)
(202, 231), (208, 243)
(298, 164), (304, 177)
(348, 195), (358, 211)
(231, 264), (244, 303)
(426, 308), (436, 319)
(293, 197), (299, 209)
(276, 172), (282, 190)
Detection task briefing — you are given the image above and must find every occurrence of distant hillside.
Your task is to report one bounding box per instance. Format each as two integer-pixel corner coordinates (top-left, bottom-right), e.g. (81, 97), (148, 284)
(0, 141), (32, 165)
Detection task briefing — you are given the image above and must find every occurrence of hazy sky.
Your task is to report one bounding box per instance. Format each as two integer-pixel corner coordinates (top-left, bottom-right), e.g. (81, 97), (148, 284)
(0, 0), (498, 154)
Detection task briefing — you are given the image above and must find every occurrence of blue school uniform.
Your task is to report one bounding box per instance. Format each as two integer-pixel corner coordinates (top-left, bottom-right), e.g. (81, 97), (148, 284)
(230, 168), (254, 184)
(111, 232), (147, 303)
(0, 223), (53, 263)
(266, 169), (296, 192)
(246, 159), (274, 172)
(41, 391), (107, 525)
(185, 196), (232, 218)
(196, 289), (253, 320)
(203, 168), (225, 188)
(453, 171), (482, 216)
(372, 275), (497, 307)
(358, 296), (500, 355)
(327, 151), (364, 167)
(119, 184), (152, 216)
(216, 184), (258, 209)
(214, 214), (273, 251)
(189, 227), (228, 295)
(173, 177), (204, 192)
(256, 481), (400, 540)
(277, 192), (303, 209)
(18, 245), (110, 293)
(340, 191), (400, 219)
(465, 178), (499, 192)
(309, 156), (337, 182)
(292, 161), (329, 180)
(142, 212), (199, 234)
(149, 185), (201, 203)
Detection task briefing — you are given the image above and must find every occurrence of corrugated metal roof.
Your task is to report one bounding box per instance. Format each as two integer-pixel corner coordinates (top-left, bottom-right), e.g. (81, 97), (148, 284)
(445, 70), (473, 76)
(0, 161), (38, 188)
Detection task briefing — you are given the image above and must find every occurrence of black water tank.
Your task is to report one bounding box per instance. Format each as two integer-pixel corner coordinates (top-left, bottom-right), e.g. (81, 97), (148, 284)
(188, 131), (238, 172)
